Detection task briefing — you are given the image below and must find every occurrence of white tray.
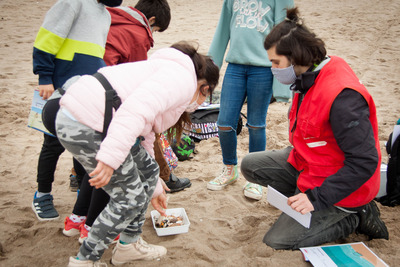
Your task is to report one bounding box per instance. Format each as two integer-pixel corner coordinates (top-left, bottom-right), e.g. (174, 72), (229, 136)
(151, 208), (190, 236)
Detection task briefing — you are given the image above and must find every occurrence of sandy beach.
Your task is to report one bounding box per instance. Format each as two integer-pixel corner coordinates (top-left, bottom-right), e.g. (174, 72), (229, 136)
(0, 0), (399, 266)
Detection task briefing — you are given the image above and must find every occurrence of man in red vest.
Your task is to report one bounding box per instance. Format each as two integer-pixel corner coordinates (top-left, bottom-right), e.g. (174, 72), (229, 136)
(240, 7), (388, 250)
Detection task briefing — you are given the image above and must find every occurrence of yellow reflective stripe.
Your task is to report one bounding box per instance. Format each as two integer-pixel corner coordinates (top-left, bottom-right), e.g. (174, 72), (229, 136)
(34, 27), (65, 55)
(56, 39), (105, 61)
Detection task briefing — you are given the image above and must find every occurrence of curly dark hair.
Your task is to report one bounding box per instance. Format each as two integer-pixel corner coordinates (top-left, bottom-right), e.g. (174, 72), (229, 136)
(264, 7), (326, 66)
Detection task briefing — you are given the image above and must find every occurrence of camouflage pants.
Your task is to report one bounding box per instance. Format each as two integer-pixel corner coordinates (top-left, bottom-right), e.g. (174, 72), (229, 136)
(56, 109), (159, 261)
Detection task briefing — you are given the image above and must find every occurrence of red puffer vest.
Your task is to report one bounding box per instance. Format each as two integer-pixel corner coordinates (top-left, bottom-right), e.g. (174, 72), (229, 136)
(287, 56), (381, 208)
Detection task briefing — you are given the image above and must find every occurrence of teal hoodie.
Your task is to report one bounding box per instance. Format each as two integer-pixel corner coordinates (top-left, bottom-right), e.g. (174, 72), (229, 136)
(208, 0), (294, 68)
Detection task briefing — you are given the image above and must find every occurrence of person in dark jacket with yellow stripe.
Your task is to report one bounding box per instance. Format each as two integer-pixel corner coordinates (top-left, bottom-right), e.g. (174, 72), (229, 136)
(32, 0), (122, 221)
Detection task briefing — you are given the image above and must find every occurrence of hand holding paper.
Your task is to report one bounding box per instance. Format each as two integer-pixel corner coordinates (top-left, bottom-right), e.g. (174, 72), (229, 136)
(288, 193), (315, 214)
(267, 186), (312, 228)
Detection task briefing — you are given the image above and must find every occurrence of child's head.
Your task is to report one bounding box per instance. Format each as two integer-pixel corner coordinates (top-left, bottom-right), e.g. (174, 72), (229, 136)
(135, 0), (171, 32)
(165, 41), (220, 144)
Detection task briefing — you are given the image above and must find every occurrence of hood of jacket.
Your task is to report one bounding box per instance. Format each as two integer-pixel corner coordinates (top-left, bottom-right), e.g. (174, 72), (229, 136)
(107, 6), (154, 46)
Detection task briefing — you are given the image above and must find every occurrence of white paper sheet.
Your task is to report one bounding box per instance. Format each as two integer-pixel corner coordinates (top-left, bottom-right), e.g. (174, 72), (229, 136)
(267, 185), (312, 228)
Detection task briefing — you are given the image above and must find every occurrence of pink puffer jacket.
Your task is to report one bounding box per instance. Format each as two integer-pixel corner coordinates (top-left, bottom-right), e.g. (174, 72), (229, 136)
(60, 48), (197, 197)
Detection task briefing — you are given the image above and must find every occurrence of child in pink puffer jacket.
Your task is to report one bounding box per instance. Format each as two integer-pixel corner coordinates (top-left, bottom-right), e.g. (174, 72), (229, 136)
(56, 41), (219, 267)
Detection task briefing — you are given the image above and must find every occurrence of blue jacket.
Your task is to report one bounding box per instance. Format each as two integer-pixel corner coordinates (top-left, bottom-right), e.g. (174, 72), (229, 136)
(33, 0), (111, 88)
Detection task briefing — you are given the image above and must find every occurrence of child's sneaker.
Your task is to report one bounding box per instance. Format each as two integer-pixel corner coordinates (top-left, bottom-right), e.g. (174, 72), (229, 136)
(79, 224), (90, 244)
(112, 234), (120, 244)
(63, 217), (85, 237)
(70, 167), (79, 192)
(67, 256), (107, 267)
(111, 237), (167, 265)
(207, 165), (239, 191)
(32, 191), (59, 221)
(243, 182), (263, 200)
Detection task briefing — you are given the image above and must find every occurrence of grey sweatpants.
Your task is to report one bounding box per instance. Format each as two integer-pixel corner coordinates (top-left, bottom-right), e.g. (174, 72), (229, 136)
(56, 109), (159, 261)
(240, 147), (359, 250)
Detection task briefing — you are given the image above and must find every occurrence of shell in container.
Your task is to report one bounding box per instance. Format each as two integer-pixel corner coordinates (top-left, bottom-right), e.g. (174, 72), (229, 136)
(151, 208), (190, 236)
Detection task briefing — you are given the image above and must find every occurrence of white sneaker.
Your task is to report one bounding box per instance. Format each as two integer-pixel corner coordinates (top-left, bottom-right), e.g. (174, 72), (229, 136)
(111, 237), (167, 265)
(207, 165), (239, 191)
(67, 256), (107, 267)
(243, 182), (263, 200)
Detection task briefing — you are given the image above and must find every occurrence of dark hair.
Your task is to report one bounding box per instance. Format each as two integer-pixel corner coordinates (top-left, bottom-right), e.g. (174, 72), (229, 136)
(135, 0), (171, 32)
(264, 7), (326, 66)
(170, 41), (219, 95)
(165, 41), (220, 144)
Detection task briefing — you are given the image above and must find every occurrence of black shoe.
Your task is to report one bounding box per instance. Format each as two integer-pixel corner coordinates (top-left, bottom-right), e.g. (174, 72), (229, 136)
(356, 201), (389, 240)
(165, 173), (191, 193)
(69, 174), (79, 192)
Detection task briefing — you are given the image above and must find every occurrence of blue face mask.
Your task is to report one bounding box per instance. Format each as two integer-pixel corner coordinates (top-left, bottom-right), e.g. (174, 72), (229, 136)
(271, 65), (297, 85)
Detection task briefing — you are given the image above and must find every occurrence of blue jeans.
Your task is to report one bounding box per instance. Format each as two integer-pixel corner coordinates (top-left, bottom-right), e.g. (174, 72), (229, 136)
(218, 63), (273, 165)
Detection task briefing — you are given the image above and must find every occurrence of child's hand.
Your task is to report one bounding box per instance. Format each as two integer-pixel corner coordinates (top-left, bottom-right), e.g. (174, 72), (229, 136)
(161, 179), (171, 193)
(89, 161), (114, 189)
(38, 84), (55, 100)
(151, 191), (168, 217)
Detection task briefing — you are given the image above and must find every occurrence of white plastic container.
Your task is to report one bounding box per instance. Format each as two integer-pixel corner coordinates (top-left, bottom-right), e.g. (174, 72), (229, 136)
(151, 208), (190, 236)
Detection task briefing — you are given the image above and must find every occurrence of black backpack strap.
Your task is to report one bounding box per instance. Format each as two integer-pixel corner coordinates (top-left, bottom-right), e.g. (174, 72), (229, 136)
(58, 87), (66, 95)
(92, 72), (121, 140)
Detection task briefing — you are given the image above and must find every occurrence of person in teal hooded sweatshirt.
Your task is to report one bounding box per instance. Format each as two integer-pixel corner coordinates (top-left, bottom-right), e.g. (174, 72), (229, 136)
(207, 0), (294, 200)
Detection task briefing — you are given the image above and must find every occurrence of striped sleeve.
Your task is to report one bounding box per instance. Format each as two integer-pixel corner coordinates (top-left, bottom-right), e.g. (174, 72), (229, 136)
(33, 0), (78, 84)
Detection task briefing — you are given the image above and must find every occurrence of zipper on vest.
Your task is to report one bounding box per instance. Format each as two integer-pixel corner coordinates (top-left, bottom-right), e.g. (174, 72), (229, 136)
(291, 93), (304, 133)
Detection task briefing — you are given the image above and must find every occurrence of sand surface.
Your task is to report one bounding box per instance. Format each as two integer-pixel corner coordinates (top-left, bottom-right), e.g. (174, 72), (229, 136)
(1, 0), (399, 266)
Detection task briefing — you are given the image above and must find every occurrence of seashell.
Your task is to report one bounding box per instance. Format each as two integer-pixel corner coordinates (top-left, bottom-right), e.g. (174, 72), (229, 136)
(155, 215), (168, 228)
(155, 215), (184, 228)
